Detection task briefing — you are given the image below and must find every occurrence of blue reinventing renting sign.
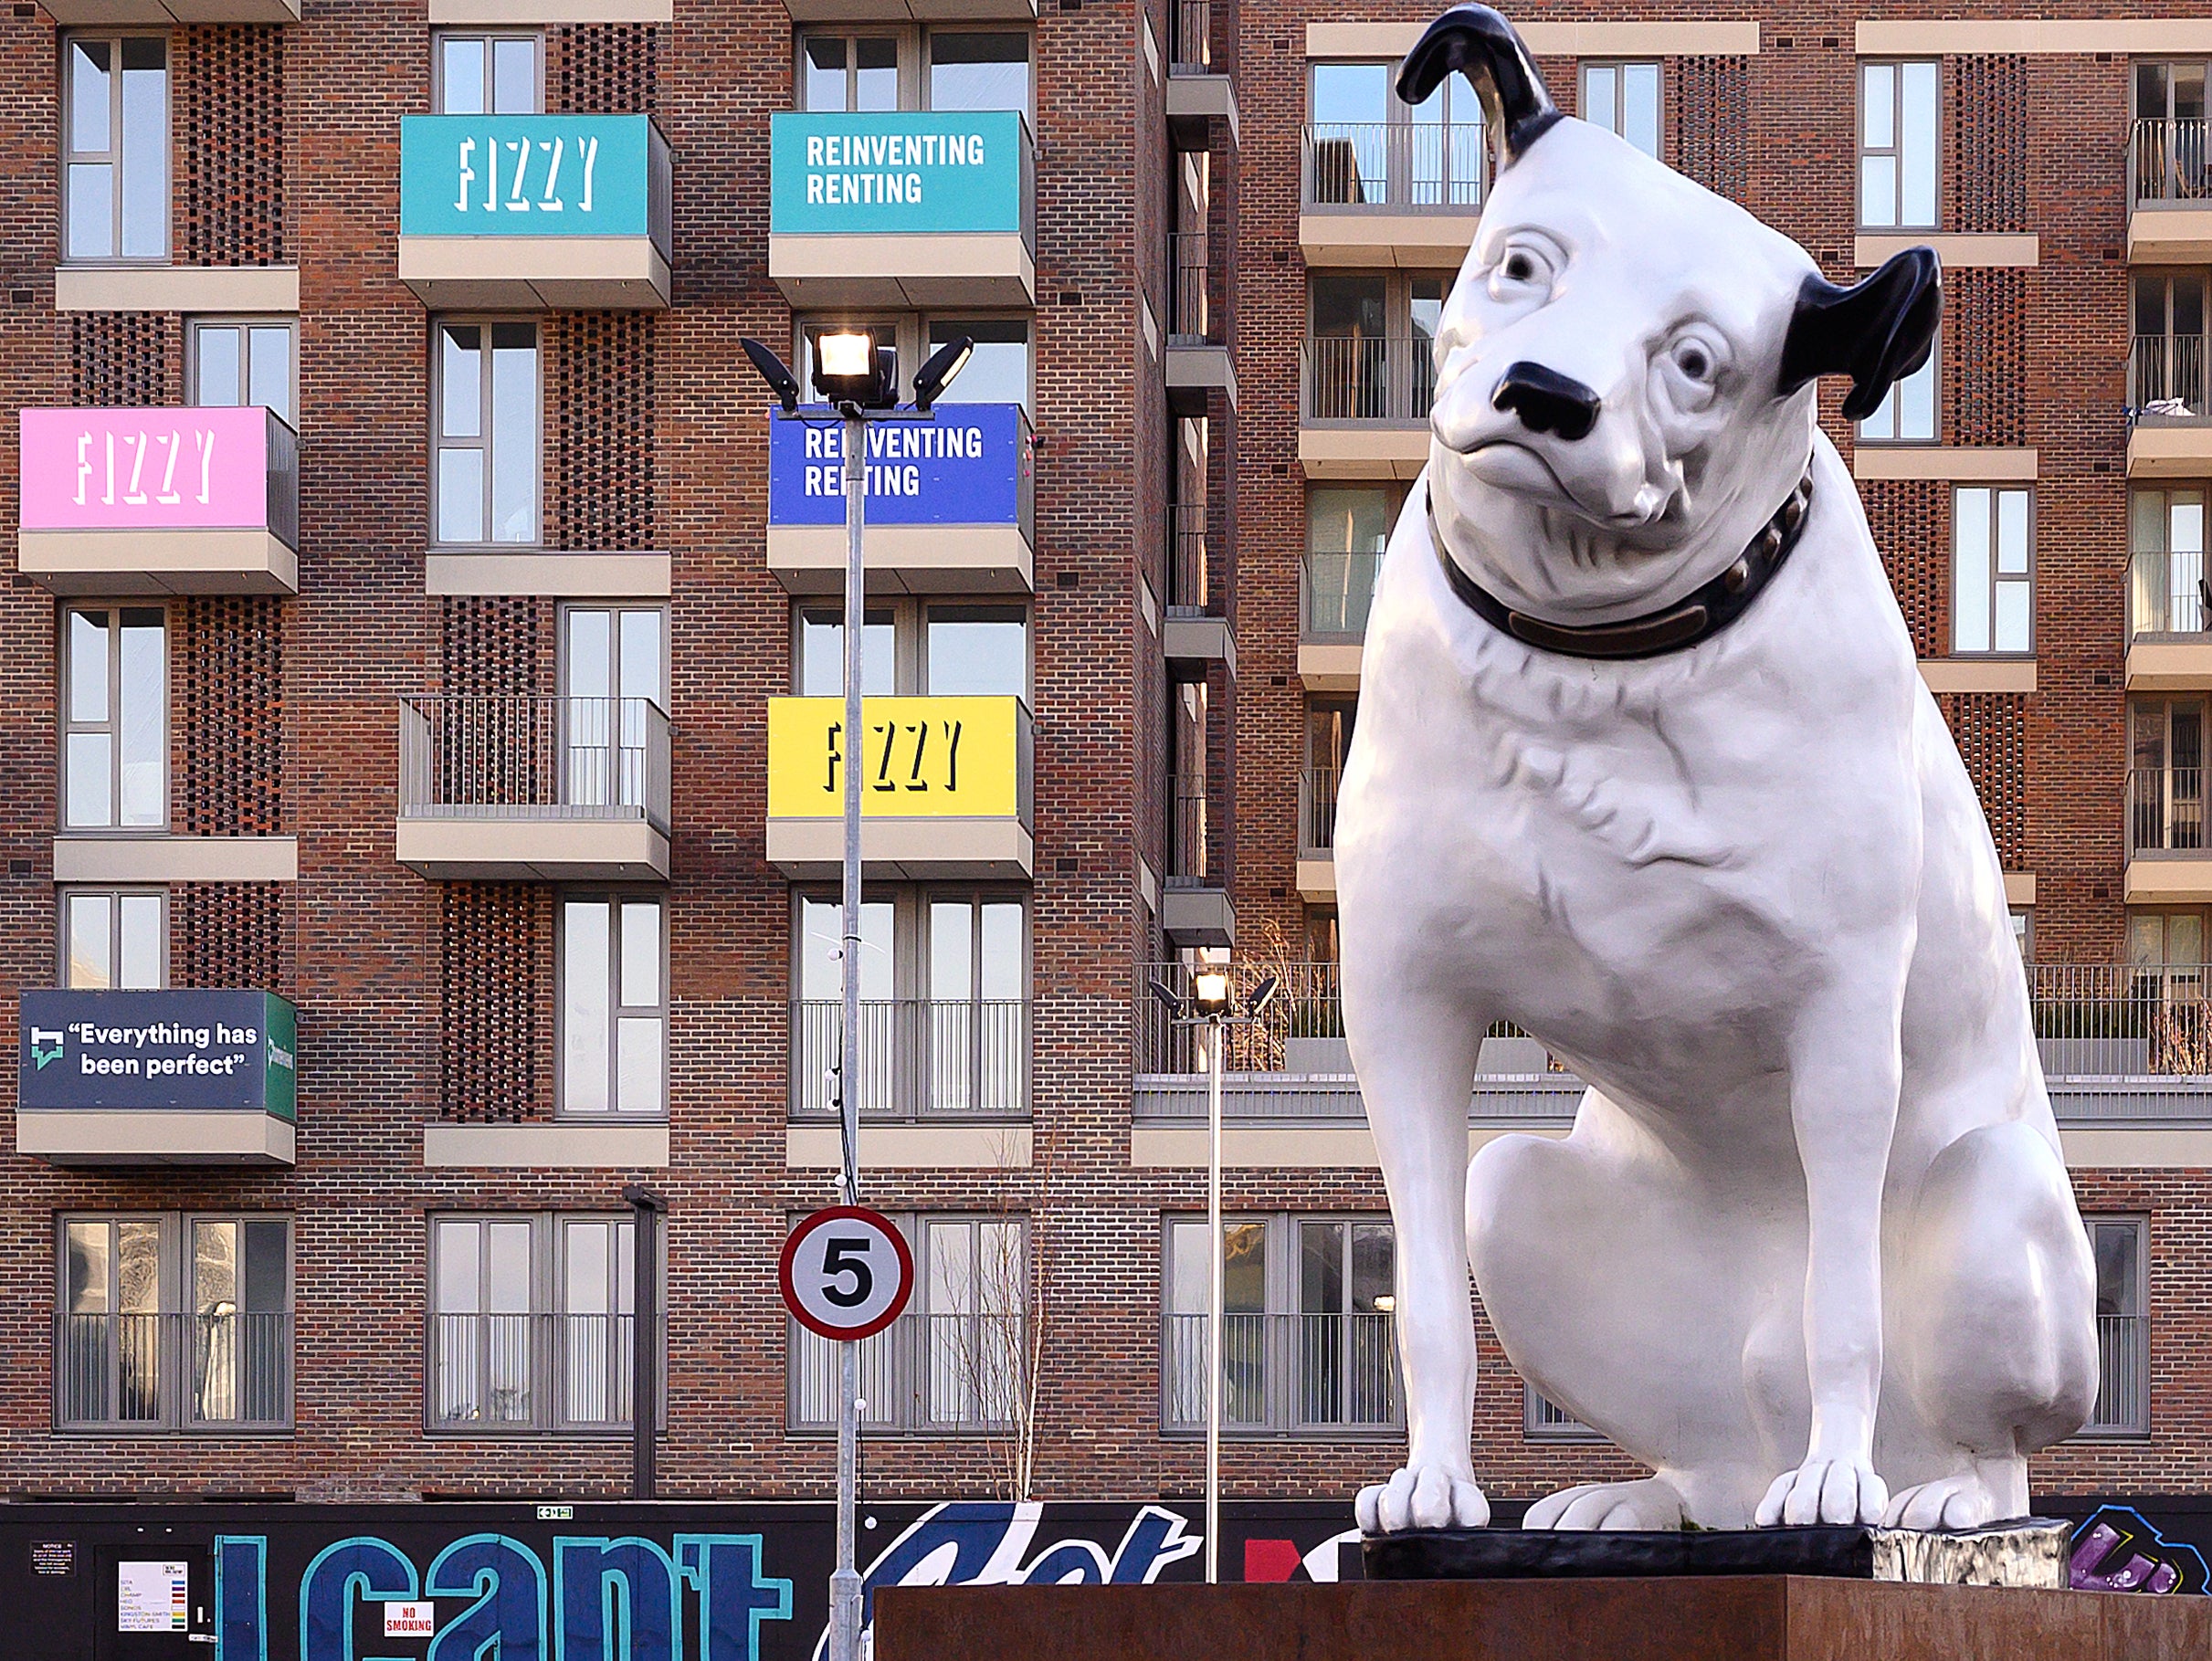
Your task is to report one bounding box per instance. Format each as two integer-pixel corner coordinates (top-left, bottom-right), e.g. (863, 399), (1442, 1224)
(20, 988), (297, 1119)
(767, 403), (1027, 529)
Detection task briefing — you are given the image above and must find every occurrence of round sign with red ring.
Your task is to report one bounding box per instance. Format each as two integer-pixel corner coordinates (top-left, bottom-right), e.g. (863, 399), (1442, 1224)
(779, 1205), (915, 1341)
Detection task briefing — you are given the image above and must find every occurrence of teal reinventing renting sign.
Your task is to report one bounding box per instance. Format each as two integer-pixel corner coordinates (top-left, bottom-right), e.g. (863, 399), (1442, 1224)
(770, 110), (1027, 237)
(400, 113), (663, 237)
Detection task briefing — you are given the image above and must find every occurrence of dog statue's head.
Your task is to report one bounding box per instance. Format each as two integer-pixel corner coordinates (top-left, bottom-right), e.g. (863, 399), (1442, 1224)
(1406, 5), (1941, 624)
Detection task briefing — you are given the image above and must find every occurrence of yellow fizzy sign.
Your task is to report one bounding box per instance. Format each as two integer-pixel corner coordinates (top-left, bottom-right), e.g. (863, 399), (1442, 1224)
(767, 696), (1022, 819)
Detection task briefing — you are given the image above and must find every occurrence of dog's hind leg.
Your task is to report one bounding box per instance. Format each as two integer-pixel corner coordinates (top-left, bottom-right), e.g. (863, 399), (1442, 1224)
(1347, 965), (1491, 1534)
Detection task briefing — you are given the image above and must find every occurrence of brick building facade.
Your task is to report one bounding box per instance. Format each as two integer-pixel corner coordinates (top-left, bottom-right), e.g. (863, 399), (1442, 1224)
(0, 0), (2206, 1603)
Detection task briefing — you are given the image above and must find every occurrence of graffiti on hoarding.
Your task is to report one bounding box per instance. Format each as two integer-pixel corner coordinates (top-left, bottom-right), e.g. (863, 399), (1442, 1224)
(2069, 1506), (2210, 1594)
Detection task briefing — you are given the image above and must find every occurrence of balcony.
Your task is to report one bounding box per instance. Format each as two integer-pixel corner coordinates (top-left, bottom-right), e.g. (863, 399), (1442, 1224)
(790, 1310), (1023, 1433)
(1300, 548), (1379, 690)
(769, 110), (1036, 308)
(1133, 961), (2212, 1134)
(55, 1312), (291, 1432)
(1164, 774), (1233, 946)
(398, 115), (672, 309)
(1162, 1311), (1400, 1435)
(1165, 0), (1238, 147)
(2129, 120), (2212, 263)
(41, 0), (296, 19)
(766, 694), (1033, 878)
(396, 695), (672, 881)
(17, 406), (299, 595)
(767, 402), (1034, 594)
(1165, 230), (1236, 412)
(2128, 334), (2212, 478)
(1301, 121), (1484, 268)
(2128, 765), (2212, 902)
(2128, 541), (2212, 689)
(429, 1312), (637, 1431)
(1301, 335), (1433, 479)
(1162, 501), (1234, 676)
(1298, 767), (1339, 901)
(788, 998), (1028, 1121)
(17, 988), (297, 1166)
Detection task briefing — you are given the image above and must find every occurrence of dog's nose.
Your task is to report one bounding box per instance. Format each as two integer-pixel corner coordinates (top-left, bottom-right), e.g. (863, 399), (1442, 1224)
(1491, 362), (1602, 442)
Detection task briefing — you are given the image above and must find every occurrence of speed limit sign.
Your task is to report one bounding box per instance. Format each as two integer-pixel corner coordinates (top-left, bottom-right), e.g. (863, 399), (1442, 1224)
(779, 1206), (914, 1341)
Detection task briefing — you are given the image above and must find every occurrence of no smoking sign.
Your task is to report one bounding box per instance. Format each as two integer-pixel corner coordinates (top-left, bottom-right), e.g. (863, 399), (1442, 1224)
(779, 1205), (913, 1340)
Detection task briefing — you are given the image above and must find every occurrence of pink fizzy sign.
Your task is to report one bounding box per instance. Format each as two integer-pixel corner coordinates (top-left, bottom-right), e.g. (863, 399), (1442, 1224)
(20, 406), (271, 531)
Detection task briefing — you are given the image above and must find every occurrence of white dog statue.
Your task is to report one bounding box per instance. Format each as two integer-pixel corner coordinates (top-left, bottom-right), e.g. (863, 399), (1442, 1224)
(1343, 5), (2099, 1536)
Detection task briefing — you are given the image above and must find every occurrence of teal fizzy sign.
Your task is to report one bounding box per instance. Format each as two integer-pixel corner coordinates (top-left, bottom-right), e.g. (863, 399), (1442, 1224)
(400, 114), (662, 237)
(770, 110), (1027, 236)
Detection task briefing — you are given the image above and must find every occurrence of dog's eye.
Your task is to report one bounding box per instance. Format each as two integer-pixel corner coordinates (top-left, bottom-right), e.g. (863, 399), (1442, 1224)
(1676, 345), (1712, 381)
(1487, 236), (1560, 300)
(1503, 251), (1539, 282)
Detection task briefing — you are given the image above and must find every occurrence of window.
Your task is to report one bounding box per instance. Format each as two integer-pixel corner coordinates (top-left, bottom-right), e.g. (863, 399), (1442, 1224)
(1580, 62), (1659, 158)
(789, 1213), (1025, 1432)
(928, 318), (1029, 411)
(560, 895), (665, 1118)
(561, 604), (666, 811)
(1303, 699), (1355, 857)
(434, 321), (539, 546)
(436, 31), (541, 113)
(1161, 1214), (1400, 1434)
(1951, 487), (2031, 655)
(58, 1214), (290, 1431)
(1859, 60), (1938, 230)
(1306, 273), (1448, 422)
(801, 33), (899, 111)
(798, 30), (1032, 115)
(2133, 487), (2207, 636)
(2082, 1217), (2148, 1436)
(1525, 1384), (1604, 1442)
(63, 605), (165, 832)
(429, 1214), (652, 1432)
(1306, 58), (1484, 208)
(63, 35), (166, 262)
(796, 603), (896, 697)
(1858, 343), (1936, 443)
(925, 604), (1026, 695)
(927, 31), (1029, 116)
(61, 888), (164, 988)
(2132, 699), (2207, 857)
(794, 599), (1028, 697)
(1304, 485), (1401, 637)
(793, 890), (1027, 1120)
(2133, 272), (2208, 415)
(190, 320), (295, 429)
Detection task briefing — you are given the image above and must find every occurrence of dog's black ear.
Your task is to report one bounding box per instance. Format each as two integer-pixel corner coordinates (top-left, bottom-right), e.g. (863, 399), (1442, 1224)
(1396, 5), (1561, 166)
(1777, 247), (1943, 421)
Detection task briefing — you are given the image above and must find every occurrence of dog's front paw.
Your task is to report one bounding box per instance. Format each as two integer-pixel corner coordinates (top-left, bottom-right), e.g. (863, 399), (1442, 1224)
(1755, 1455), (1889, 1527)
(1526, 1477), (1686, 1531)
(1356, 1461), (1490, 1533)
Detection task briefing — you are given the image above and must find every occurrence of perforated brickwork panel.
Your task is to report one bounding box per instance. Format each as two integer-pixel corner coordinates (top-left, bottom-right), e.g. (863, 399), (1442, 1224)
(173, 882), (290, 993)
(442, 596), (546, 697)
(1943, 269), (2027, 447)
(1950, 57), (2028, 234)
(553, 24), (658, 114)
(553, 314), (656, 552)
(1674, 57), (1750, 204)
(174, 597), (285, 836)
(1939, 691), (2028, 867)
(1860, 479), (1949, 658)
(70, 313), (178, 406)
(440, 883), (551, 1121)
(175, 26), (287, 265)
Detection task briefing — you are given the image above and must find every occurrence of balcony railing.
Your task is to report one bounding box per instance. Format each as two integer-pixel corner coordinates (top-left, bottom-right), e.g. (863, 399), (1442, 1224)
(2133, 544), (2209, 636)
(429, 1311), (637, 1430)
(1170, 230), (1212, 342)
(789, 1310), (1024, 1433)
(2129, 766), (2205, 856)
(1301, 121), (1485, 211)
(1301, 766), (1341, 857)
(2132, 334), (2209, 419)
(1302, 549), (1381, 639)
(1169, 776), (1211, 885)
(2132, 118), (2212, 206)
(399, 694), (671, 834)
(2028, 962), (2212, 1080)
(56, 1311), (290, 1430)
(1302, 335), (1436, 424)
(1170, 501), (1210, 615)
(788, 999), (1028, 1121)
(1161, 1311), (1401, 1434)
(2086, 1312), (2150, 1435)
(1170, 0), (1210, 71)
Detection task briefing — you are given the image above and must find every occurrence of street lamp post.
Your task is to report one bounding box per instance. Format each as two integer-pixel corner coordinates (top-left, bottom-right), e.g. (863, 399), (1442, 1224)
(743, 330), (972, 1661)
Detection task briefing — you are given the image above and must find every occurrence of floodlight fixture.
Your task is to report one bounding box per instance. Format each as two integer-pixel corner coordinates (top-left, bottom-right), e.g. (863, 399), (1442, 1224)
(913, 334), (975, 412)
(1247, 976), (1280, 1018)
(1193, 968), (1233, 1016)
(1150, 978), (1185, 1017)
(812, 329), (899, 410)
(740, 337), (803, 415)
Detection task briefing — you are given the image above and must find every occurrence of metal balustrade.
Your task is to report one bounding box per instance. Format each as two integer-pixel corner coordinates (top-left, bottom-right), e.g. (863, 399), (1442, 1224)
(1161, 1311), (1401, 1433)
(57, 1311), (290, 1429)
(1302, 121), (1486, 210)
(2132, 118), (2212, 205)
(2087, 1313), (2150, 1435)
(399, 694), (671, 833)
(789, 1311), (1025, 1433)
(2131, 334), (2209, 418)
(1169, 231), (1211, 342)
(787, 999), (1029, 1121)
(2129, 766), (2206, 856)
(1301, 767), (1341, 857)
(1170, 501), (1210, 615)
(429, 1311), (637, 1430)
(1301, 335), (1437, 424)
(2132, 543), (2208, 636)
(1301, 549), (1382, 639)
(1170, 0), (1209, 71)
(1168, 778), (1211, 885)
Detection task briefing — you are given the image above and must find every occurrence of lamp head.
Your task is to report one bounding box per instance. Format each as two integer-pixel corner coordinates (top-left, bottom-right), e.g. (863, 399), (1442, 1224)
(1193, 968), (1233, 1016)
(740, 337), (802, 415)
(1247, 975), (1280, 1017)
(913, 333), (975, 412)
(813, 329), (898, 409)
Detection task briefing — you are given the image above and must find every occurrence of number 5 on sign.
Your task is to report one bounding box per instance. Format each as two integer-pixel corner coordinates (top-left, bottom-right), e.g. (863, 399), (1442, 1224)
(780, 1206), (914, 1341)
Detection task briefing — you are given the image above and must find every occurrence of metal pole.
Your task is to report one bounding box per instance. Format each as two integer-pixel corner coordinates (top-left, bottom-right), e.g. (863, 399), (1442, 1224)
(1206, 1009), (1224, 1584)
(623, 1185), (664, 1501)
(830, 409), (868, 1661)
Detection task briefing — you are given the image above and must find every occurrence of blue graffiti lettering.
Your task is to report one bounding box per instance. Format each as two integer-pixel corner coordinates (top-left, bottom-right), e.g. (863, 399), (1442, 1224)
(300, 1537), (420, 1661)
(426, 1533), (550, 1661)
(675, 1534), (794, 1661)
(215, 1535), (269, 1661)
(555, 1537), (679, 1661)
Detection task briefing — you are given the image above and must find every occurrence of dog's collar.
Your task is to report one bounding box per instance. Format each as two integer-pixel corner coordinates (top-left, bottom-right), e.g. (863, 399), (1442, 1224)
(1428, 466), (1816, 662)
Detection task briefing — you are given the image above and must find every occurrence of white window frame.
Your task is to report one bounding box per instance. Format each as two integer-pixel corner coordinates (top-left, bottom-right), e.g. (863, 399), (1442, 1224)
(2079, 1214), (2150, 1439)
(61, 32), (169, 264)
(1952, 485), (2034, 655)
(59, 886), (167, 989)
(1859, 58), (1940, 231)
(1857, 334), (1939, 444)
(60, 603), (167, 834)
(432, 29), (543, 114)
(1579, 60), (1661, 159)
(556, 891), (668, 1120)
(431, 317), (542, 549)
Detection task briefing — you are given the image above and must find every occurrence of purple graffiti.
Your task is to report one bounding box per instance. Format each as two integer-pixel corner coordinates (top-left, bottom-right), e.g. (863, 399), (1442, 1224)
(2069, 1508), (2207, 1594)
